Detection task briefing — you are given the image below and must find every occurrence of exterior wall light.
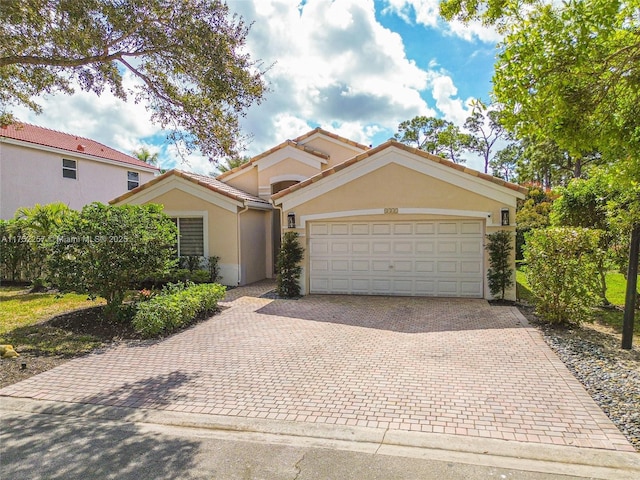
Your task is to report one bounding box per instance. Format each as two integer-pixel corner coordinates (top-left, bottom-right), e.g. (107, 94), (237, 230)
(501, 208), (510, 226)
(287, 212), (296, 229)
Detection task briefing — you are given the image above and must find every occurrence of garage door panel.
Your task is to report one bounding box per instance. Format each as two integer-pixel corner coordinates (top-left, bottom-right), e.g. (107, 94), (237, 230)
(461, 261), (482, 274)
(416, 223), (436, 234)
(351, 224), (370, 235)
(394, 223), (413, 234)
(310, 277), (329, 292)
(461, 241), (482, 255)
(372, 278), (392, 292)
(331, 242), (349, 254)
(437, 261), (458, 273)
(330, 224), (349, 235)
(310, 239), (329, 255)
(394, 242), (413, 254)
(372, 223), (391, 235)
(310, 259), (330, 272)
(351, 279), (370, 292)
(331, 260), (349, 271)
(309, 220), (483, 297)
(331, 278), (350, 292)
(437, 281), (459, 296)
(416, 241), (435, 254)
(415, 261), (435, 272)
(460, 281), (483, 296)
(393, 260), (413, 272)
(372, 260), (391, 272)
(372, 242), (391, 254)
(415, 280), (436, 295)
(351, 260), (370, 272)
(352, 242), (370, 254)
(437, 242), (457, 254)
(310, 223), (329, 235)
(438, 223), (458, 234)
(461, 222), (482, 234)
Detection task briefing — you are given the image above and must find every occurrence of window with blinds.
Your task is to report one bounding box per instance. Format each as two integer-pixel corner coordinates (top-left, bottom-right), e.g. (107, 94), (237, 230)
(172, 217), (204, 256)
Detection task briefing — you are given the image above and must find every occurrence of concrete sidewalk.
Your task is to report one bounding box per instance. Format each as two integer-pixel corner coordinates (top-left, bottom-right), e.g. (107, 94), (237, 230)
(2, 397), (639, 479)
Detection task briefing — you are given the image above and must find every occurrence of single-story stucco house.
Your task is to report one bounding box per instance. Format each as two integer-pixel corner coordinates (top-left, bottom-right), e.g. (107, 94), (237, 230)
(111, 128), (527, 300)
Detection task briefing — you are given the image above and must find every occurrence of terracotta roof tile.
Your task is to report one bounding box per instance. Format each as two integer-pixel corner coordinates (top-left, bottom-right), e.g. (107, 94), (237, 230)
(0, 122), (159, 170)
(110, 169), (271, 207)
(293, 127), (371, 151)
(272, 140), (528, 200)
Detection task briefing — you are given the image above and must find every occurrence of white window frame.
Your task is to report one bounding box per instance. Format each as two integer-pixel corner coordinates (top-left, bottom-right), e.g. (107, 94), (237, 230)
(164, 210), (209, 258)
(127, 171), (140, 190)
(62, 159), (77, 179)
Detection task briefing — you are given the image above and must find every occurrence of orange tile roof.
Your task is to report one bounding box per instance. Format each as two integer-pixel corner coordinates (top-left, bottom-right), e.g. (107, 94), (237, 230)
(110, 169), (271, 207)
(272, 139), (528, 200)
(216, 138), (329, 180)
(0, 122), (159, 171)
(293, 127), (371, 151)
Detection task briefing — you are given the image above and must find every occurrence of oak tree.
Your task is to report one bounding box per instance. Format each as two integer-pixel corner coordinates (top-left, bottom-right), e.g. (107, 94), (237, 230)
(0, 0), (266, 159)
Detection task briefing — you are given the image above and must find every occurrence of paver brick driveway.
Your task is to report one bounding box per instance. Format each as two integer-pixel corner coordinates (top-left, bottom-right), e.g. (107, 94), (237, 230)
(0, 284), (633, 452)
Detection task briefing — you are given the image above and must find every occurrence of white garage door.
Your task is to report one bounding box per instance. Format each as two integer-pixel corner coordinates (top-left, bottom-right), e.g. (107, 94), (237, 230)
(309, 220), (484, 297)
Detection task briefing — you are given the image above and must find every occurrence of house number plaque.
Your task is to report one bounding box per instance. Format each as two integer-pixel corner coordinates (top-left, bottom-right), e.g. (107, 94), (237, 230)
(384, 208), (398, 214)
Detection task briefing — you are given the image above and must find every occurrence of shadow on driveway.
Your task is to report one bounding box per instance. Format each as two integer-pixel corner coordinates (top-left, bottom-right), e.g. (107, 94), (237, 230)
(256, 295), (525, 333)
(1, 402), (200, 480)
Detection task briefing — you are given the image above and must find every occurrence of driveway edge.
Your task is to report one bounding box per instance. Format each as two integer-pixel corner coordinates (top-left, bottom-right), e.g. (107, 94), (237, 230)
(2, 396), (638, 479)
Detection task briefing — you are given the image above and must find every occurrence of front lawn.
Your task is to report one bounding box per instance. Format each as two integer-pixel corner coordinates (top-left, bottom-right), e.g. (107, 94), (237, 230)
(0, 287), (112, 357)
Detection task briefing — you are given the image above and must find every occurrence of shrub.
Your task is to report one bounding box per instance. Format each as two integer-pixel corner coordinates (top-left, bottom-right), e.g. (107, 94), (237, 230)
(486, 230), (514, 300)
(276, 231), (304, 298)
(524, 227), (603, 325)
(47, 203), (177, 319)
(132, 282), (226, 337)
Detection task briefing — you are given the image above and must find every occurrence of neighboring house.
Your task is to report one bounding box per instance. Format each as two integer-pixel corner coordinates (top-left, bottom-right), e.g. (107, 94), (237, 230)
(112, 128), (527, 300)
(0, 123), (159, 219)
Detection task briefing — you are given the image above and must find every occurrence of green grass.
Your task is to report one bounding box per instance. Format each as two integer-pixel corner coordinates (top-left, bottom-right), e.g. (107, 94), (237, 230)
(0, 287), (107, 356)
(516, 269), (640, 335)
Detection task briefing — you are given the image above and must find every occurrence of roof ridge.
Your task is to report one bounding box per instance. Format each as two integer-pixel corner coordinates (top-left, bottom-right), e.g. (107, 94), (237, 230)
(2, 121), (125, 153)
(1, 121), (159, 171)
(272, 140), (528, 200)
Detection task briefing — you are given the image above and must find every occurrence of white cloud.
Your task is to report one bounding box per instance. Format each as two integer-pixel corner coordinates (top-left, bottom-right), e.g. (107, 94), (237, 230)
(8, 0), (484, 174)
(229, 0), (432, 154)
(381, 0), (501, 43)
(429, 74), (473, 125)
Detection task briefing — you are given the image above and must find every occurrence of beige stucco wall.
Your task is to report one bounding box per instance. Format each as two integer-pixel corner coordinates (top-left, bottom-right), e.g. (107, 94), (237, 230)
(120, 188), (242, 286)
(300, 137), (365, 168)
(0, 142), (155, 219)
(279, 162), (519, 300)
(221, 164), (259, 196)
(239, 209), (269, 285)
(289, 163), (506, 218)
(258, 157), (320, 190)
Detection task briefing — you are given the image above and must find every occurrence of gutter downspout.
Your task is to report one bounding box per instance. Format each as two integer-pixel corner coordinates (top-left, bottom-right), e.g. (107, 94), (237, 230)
(237, 203), (249, 286)
(270, 199), (284, 277)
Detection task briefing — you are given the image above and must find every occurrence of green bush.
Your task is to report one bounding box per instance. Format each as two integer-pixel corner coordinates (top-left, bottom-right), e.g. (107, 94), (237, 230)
(132, 282), (226, 337)
(47, 202), (177, 319)
(524, 227), (603, 325)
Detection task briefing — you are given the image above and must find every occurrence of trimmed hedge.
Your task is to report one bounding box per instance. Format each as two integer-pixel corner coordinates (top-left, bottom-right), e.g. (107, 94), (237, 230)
(132, 282), (226, 337)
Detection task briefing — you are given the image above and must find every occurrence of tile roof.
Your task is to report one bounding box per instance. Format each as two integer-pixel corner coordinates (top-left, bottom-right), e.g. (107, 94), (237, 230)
(110, 169), (271, 207)
(0, 122), (159, 171)
(216, 138), (329, 180)
(293, 127), (371, 151)
(272, 139), (529, 200)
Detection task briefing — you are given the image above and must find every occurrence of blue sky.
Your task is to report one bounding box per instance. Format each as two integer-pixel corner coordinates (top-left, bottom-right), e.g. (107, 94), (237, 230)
(12, 0), (500, 174)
